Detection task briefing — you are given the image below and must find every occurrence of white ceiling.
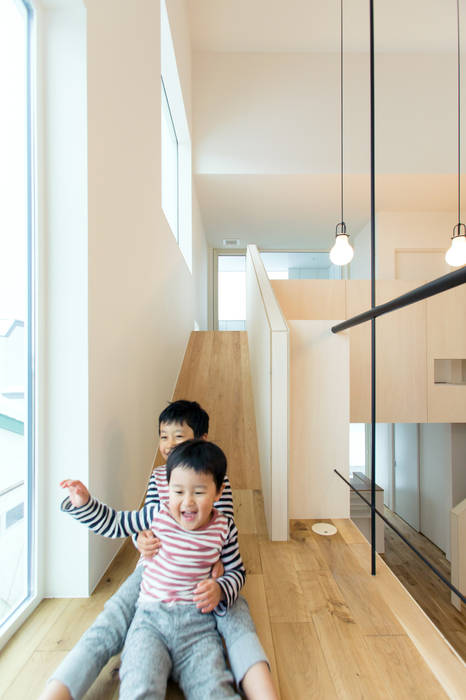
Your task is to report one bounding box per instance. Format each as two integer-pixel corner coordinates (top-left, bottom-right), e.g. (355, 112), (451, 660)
(187, 0), (459, 53)
(187, 1), (463, 250)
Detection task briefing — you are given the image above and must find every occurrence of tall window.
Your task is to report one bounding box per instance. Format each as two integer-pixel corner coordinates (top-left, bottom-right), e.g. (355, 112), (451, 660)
(0, 0), (35, 633)
(161, 0), (192, 269)
(161, 78), (179, 242)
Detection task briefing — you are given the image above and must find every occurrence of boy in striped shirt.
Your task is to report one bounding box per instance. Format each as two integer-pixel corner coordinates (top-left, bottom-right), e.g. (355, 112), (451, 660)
(61, 440), (243, 699)
(42, 401), (277, 700)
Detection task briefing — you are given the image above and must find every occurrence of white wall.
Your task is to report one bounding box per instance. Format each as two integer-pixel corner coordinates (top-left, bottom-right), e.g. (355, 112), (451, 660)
(246, 246), (288, 540)
(85, 0), (201, 591)
(41, 3), (90, 597)
(289, 321), (350, 519)
(451, 424), (466, 509)
(420, 424), (451, 556)
(374, 423), (393, 510)
(42, 0), (209, 596)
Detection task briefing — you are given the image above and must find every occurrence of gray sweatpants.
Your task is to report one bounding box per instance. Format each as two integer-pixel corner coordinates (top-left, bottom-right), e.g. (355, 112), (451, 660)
(120, 601), (240, 699)
(51, 566), (267, 698)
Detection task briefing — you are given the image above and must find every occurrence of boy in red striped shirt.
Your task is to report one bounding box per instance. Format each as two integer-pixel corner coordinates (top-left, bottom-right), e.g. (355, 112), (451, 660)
(62, 440), (242, 698)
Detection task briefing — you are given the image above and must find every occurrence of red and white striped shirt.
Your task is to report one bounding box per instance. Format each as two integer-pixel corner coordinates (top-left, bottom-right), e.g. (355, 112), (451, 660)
(61, 469), (245, 613)
(140, 503), (231, 605)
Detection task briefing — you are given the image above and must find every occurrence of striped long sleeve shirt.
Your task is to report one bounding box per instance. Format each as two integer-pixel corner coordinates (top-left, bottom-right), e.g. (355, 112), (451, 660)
(61, 468), (243, 613)
(139, 503), (241, 610)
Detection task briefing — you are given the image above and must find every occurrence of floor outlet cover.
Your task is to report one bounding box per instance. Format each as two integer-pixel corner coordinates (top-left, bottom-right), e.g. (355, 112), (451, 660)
(311, 522), (337, 536)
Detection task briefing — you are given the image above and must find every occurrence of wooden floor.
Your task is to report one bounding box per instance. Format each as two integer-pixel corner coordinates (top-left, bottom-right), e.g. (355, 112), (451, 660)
(380, 506), (466, 661)
(1, 332), (465, 698)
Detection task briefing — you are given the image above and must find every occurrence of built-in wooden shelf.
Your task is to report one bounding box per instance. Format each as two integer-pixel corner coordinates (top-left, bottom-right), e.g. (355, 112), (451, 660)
(434, 359), (466, 385)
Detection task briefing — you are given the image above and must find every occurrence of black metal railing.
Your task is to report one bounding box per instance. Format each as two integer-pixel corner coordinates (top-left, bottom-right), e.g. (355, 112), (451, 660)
(330, 0), (466, 604)
(334, 470), (466, 605)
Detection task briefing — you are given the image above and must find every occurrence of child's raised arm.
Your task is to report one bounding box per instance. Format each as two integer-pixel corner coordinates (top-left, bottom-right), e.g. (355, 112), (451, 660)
(60, 479), (91, 508)
(60, 483), (158, 539)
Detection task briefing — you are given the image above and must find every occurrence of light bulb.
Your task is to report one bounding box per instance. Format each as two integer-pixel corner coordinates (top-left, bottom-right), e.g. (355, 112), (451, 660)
(329, 234), (354, 266)
(445, 234), (466, 266)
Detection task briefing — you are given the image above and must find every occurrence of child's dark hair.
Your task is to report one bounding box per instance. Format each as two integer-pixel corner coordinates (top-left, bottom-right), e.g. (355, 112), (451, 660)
(158, 400), (209, 438)
(166, 439), (226, 491)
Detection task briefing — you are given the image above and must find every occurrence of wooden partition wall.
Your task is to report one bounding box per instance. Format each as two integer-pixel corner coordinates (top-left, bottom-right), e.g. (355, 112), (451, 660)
(272, 279), (466, 424)
(246, 246), (288, 540)
(288, 320), (350, 520)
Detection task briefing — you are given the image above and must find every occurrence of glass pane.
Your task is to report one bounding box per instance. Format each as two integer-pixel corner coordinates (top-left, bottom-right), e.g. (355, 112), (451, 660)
(161, 80), (179, 241)
(261, 251), (341, 280)
(218, 255), (246, 330)
(0, 0), (31, 627)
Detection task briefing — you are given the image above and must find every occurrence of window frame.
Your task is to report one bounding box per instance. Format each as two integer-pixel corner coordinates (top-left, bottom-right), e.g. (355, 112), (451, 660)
(0, 0), (39, 650)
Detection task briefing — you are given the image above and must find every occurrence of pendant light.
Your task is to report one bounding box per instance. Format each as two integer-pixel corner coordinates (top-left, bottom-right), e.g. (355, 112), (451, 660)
(330, 0), (354, 266)
(446, 0), (466, 266)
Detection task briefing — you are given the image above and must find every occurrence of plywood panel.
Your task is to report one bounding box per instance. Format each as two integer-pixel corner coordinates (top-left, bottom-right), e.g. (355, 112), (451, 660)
(273, 277), (466, 423)
(347, 280), (427, 423)
(427, 285), (466, 422)
(346, 280), (372, 422)
(376, 281), (427, 422)
(395, 249), (450, 281)
(288, 321), (349, 519)
(271, 279), (346, 320)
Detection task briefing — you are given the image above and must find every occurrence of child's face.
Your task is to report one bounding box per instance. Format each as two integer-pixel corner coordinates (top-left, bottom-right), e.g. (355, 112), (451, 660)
(168, 466), (222, 531)
(159, 421), (195, 461)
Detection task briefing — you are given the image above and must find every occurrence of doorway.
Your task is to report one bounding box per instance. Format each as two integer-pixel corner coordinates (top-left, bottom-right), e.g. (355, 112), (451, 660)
(214, 251), (247, 330)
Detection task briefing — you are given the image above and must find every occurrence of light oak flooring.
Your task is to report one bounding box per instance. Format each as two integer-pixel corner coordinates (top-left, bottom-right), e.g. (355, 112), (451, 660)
(1, 332), (465, 698)
(380, 506), (466, 661)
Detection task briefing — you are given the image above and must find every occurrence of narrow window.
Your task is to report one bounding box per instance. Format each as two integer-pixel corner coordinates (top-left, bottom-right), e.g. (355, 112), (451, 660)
(0, 0), (35, 633)
(161, 78), (179, 242)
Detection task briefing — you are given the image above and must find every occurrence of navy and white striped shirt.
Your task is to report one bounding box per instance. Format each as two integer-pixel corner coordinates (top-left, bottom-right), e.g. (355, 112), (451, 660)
(61, 468), (243, 613)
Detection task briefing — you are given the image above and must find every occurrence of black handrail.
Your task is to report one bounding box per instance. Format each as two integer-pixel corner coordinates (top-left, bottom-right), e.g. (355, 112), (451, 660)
(331, 266), (466, 334)
(334, 469), (466, 605)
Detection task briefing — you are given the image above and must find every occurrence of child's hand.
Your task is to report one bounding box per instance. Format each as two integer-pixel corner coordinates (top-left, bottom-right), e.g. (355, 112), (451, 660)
(136, 530), (162, 559)
(193, 579), (223, 613)
(211, 559), (224, 579)
(60, 479), (90, 508)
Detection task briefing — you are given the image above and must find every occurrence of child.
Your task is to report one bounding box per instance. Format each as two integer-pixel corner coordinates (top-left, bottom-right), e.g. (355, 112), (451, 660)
(41, 400), (277, 700)
(61, 440), (243, 699)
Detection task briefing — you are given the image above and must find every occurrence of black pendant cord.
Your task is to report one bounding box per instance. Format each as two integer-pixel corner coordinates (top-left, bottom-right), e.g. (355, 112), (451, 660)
(369, 0), (376, 576)
(457, 0), (461, 226)
(340, 0), (344, 224)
